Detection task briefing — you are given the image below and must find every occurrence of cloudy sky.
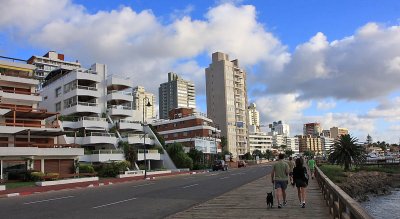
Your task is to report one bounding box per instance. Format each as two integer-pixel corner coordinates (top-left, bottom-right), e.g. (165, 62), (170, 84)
(1, 0), (399, 143)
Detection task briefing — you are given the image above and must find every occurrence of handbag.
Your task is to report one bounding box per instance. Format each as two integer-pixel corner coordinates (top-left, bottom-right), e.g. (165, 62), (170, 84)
(304, 167), (309, 184)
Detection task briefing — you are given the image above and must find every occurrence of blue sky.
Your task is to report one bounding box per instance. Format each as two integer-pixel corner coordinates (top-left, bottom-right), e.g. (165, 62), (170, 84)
(1, 0), (400, 143)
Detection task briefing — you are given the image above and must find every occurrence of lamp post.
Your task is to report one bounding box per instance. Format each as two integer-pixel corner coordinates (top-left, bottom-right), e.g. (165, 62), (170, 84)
(142, 96), (152, 179)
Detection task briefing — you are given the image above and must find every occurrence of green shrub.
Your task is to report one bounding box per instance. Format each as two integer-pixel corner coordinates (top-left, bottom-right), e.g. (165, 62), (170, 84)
(97, 161), (130, 177)
(30, 172), (45, 181)
(79, 164), (95, 173)
(46, 173), (59, 181)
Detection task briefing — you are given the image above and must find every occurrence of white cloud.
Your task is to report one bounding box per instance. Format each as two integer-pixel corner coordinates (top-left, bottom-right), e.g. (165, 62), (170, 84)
(0, 1), (288, 97)
(258, 23), (400, 101)
(317, 100), (336, 110)
(366, 96), (400, 122)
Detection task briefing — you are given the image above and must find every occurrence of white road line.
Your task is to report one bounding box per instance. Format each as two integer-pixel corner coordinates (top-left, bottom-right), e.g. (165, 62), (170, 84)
(182, 183), (199, 189)
(92, 198), (137, 209)
(131, 183), (155, 188)
(220, 177), (229, 179)
(24, 196), (75, 205)
(209, 173), (219, 176)
(183, 177), (194, 180)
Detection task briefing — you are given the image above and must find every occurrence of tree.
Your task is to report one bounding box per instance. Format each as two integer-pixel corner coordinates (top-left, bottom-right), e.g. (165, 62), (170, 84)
(303, 150), (314, 158)
(329, 134), (366, 171)
(243, 152), (252, 160)
(119, 141), (136, 168)
(220, 136), (227, 153)
(166, 142), (193, 169)
(366, 134), (373, 146)
(252, 149), (262, 158)
(284, 149), (294, 158)
(188, 148), (204, 170)
(264, 150), (273, 160)
(280, 144), (287, 151)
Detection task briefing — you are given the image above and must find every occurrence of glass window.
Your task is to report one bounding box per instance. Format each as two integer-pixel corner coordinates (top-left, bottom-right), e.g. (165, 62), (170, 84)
(55, 87), (61, 97)
(55, 102), (61, 111)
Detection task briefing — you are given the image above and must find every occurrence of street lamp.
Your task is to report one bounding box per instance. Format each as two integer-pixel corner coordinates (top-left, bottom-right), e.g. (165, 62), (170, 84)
(142, 97), (152, 179)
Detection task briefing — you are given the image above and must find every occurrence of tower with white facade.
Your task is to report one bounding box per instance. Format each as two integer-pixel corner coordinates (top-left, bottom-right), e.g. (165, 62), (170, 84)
(270, 121), (290, 136)
(132, 86), (156, 120)
(248, 103), (260, 132)
(159, 72), (196, 119)
(205, 52), (249, 158)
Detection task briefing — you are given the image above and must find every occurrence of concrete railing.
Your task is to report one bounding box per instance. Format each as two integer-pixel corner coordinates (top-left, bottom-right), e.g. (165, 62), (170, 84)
(315, 166), (373, 219)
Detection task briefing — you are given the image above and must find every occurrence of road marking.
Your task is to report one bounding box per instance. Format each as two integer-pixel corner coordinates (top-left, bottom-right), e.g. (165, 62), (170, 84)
(209, 173), (219, 176)
(131, 183), (155, 188)
(183, 177), (194, 180)
(220, 177), (229, 179)
(182, 184), (199, 189)
(23, 196), (75, 205)
(92, 198), (137, 209)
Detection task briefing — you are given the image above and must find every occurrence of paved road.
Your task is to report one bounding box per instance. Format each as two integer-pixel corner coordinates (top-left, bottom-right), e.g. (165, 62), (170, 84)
(0, 164), (272, 219)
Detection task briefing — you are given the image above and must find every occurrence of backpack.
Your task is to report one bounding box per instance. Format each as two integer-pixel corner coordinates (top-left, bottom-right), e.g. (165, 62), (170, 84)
(304, 167), (309, 184)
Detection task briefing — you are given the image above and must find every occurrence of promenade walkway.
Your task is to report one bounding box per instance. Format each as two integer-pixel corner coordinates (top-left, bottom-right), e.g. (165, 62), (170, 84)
(169, 167), (331, 219)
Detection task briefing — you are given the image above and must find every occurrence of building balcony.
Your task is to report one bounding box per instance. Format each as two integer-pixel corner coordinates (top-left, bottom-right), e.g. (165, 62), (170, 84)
(70, 70), (101, 83)
(63, 102), (101, 115)
(106, 90), (133, 104)
(107, 105), (132, 117)
(0, 146), (83, 156)
(69, 85), (100, 98)
(0, 89), (42, 104)
(118, 119), (142, 131)
(67, 132), (117, 145)
(137, 149), (161, 160)
(107, 76), (132, 91)
(122, 134), (154, 145)
(80, 149), (125, 163)
(0, 74), (38, 85)
(62, 116), (108, 130)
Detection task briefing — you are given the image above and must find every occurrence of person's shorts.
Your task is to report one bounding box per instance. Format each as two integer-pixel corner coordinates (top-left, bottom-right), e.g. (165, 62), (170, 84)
(295, 179), (307, 188)
(274, 180), (288, 190)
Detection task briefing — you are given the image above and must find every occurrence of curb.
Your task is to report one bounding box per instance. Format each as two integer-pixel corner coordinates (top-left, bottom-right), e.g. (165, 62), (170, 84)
(0, 170), (207, 199)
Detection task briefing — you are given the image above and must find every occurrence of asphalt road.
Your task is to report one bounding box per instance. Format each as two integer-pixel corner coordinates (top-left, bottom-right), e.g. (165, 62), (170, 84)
(0, 164), (272, 219)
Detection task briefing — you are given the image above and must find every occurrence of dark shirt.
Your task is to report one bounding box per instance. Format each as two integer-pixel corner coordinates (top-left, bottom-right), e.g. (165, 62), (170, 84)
(292, 166), (307, 181)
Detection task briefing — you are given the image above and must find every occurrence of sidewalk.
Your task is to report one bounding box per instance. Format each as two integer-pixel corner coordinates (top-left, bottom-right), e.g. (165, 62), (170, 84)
(168, 172), (331, 219)
(0, 170), (199, 198)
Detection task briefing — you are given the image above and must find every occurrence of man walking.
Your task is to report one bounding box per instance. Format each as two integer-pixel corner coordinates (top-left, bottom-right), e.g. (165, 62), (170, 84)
(308, 156), (316, 179)
(270, 154), (289, 208)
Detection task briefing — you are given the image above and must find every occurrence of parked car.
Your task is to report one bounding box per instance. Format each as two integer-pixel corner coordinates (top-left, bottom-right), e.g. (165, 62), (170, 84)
(238, 160), (247, 168)
(212, 160), (228, 171)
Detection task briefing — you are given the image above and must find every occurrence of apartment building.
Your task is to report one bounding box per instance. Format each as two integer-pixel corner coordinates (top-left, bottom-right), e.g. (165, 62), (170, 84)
(39, 63), (163, 167)
(321, 136), (335, 156)
(303, 122), (322, 137)
(298, 135), (323, 155)
(248, 130), (273, 154)
(27, 51), (81, 89)
(248, 103), (260, 131)
(132, 86), (156, 120)
(152, 108), (220, 154)
(330, 127), (349, 140)
(159, 72), (196, 119)
(270, 121), (290, 136)
(0, 58), (83, 181)
(205, 52), (249, 158)
(285, 136), (300, 155)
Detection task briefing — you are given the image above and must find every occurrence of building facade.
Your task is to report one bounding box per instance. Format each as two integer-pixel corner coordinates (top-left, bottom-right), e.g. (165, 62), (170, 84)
(248, 103), (260, 132)
(0, 58), (83, 181)
(132, 86), (156, 120)
(285, 136), (300, 155)
(330, 127), (349, 140)
(270, 120), (290, 136)
(298, 135), (323, 155)
(152, 108), (220, 154)
(27, 51), (81, 89)
(158, 72), (196, 119)
(303, 122), (322, 137)
(39, 63), (163, 167)
(321, 136), (335, 156)
(205, 52), (249, 158)
(248, 131), (273, 154)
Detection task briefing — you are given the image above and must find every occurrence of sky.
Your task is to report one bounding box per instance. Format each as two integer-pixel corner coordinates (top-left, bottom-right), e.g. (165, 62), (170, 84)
(1, 0), (400, 143)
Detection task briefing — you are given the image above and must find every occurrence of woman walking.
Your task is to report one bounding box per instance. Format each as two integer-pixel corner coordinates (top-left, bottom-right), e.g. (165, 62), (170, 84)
(292, 158), (308, 208)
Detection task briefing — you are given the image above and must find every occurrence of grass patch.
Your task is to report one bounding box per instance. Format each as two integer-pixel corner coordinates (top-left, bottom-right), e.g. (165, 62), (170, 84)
(319, 164), (347, 183)
(6, 181), (36, 189)
(356, 165), (400, 174)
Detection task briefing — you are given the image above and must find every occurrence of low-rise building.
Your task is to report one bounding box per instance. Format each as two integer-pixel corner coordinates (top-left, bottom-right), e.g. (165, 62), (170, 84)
(330, 127), (349, 140)
(248, 130), (273, 154)
(0, 58), (83, 181)
(298, 135), (323, 155)
(152, 108), (220, 154)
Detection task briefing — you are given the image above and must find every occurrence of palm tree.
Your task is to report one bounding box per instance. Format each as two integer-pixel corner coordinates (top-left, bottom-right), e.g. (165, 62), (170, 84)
(329, 134), (366, 171)
(119, 141), (137, 169)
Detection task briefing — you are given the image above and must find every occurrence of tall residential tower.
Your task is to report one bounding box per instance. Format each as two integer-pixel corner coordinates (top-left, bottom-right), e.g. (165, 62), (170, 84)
(158, 72), (196, 119)
(205, 52), (249, 158)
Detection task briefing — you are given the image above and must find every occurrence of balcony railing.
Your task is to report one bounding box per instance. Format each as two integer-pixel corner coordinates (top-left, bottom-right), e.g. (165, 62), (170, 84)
(108, 105), (132, 110)
(119, 119), (141, 124)
(0, 141), (79, 148)
(89, 132), (115, 137)
(76, 69), (97, 75)
(0, 121), (59, 128)
(77, 85), (97, 91)
(137, 149), (159, 153)
(0, 88), (39, 96)
(84, 149), (123, 155)
(107, 90), (133, 95)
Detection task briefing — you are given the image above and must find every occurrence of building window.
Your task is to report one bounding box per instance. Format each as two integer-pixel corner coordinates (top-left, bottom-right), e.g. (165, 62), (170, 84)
(55, 87), (61, 97)
(164, 135), (168, 139)
(183, 132), (188, 137)
(173, 133), (178, 138)
(55, 102), (61, 112)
